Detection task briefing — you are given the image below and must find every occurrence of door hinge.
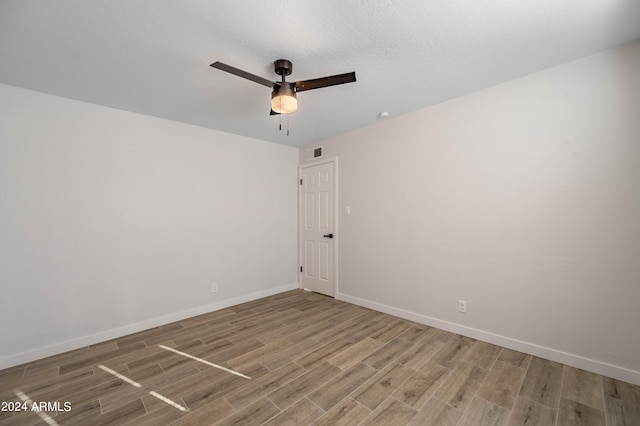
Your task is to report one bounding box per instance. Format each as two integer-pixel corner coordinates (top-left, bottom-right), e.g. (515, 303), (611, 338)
(300, 266), (303, 272)
(300, 179), (302, 185)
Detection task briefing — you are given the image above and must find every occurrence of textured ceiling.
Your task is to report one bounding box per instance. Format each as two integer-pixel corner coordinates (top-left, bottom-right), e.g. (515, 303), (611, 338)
(1, 1), (640, 147)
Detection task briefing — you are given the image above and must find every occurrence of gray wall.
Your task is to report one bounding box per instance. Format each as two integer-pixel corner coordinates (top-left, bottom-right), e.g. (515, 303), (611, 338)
(0, 84), (299, 368)
(300, 41), (640, 385)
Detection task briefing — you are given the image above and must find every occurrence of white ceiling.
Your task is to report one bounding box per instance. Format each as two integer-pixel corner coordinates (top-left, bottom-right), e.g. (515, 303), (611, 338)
(1, 1), (639, 148)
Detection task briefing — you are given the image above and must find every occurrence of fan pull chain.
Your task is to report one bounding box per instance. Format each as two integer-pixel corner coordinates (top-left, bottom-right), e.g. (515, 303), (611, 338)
(276, 112), (290, 136)
(278, 96), (284, 131)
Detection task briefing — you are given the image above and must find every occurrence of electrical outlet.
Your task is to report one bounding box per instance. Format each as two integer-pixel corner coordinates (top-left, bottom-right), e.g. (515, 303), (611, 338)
(211, 283), (218, 293)
(458, 300), (467, 313)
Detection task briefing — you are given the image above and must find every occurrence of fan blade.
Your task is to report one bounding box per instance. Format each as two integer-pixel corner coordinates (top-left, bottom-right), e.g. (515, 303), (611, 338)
(270, 109), (280, 116)
(294, 72), (356, 92)
(210, 61), (274, 88)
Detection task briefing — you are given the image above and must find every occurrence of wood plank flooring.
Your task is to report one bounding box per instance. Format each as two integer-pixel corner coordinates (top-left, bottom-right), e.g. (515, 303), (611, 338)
(1, 289), (639, 425)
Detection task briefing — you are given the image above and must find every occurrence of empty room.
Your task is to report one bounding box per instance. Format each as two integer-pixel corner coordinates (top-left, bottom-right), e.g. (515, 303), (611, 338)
(1, 1), (639, 425)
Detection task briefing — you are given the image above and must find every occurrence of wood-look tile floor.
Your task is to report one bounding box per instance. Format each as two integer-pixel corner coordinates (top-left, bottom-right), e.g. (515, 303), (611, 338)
(1, 290), (639, 425)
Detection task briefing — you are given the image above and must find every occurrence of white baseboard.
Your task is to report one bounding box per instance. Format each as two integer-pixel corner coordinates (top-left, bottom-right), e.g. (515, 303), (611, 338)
(0, 282), (299, 370)
(337, 291), (640, 386)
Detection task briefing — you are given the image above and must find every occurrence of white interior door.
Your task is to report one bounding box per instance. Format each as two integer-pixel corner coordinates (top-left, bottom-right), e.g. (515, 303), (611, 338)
(299, 161), (335, 297)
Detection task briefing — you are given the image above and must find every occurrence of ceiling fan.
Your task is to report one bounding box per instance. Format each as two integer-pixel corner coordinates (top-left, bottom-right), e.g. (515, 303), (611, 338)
(210, 59), (356, 115)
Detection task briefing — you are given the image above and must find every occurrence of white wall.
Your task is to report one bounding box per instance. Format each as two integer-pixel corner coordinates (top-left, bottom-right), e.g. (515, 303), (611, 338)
(0, 84), (299, 368)
(301, 40), (640, 385)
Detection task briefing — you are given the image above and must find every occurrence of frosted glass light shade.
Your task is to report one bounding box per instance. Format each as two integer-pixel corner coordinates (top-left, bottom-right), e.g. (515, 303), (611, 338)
(271, 82), (297, 113)
(271, 94), (298, 113)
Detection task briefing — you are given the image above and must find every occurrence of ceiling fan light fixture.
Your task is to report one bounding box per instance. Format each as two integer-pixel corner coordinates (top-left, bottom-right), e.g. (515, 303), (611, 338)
(271, 82), (297, 114)
(210, 60), (355, 116)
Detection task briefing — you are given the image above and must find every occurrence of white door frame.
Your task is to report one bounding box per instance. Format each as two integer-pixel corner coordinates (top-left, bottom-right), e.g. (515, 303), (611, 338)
(298, 157), (338, 296)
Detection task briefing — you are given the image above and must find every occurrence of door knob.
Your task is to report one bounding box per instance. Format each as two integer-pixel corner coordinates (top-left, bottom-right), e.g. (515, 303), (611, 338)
(323, 233), (333, 238)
